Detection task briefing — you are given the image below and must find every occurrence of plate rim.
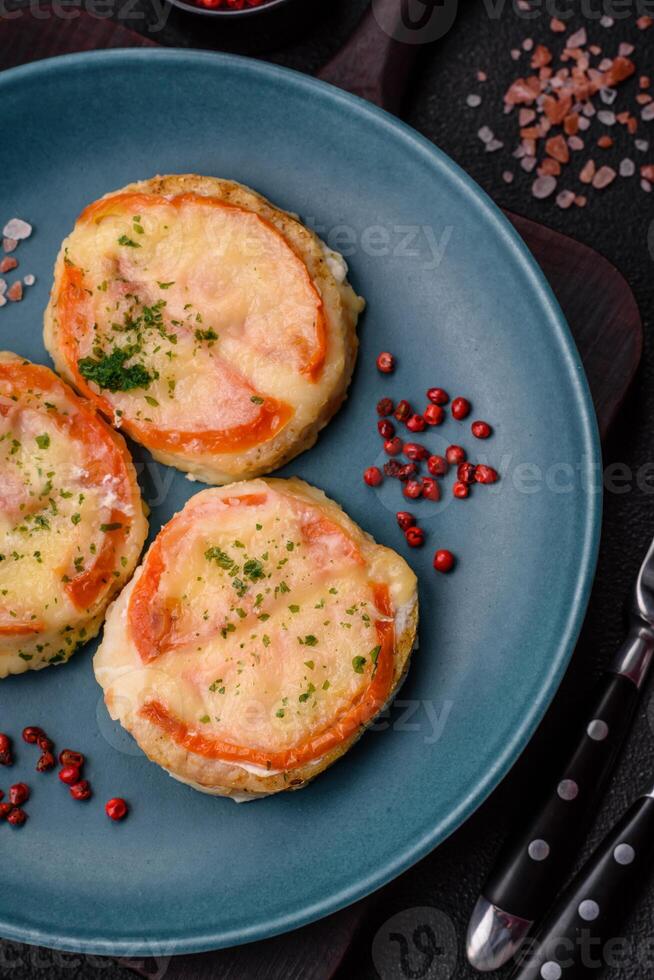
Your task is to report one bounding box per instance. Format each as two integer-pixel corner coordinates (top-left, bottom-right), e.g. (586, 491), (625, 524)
(0, 46), (602, 956)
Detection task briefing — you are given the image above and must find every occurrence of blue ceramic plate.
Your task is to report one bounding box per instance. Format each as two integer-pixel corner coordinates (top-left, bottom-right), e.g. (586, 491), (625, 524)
(0, 50), (600, 956)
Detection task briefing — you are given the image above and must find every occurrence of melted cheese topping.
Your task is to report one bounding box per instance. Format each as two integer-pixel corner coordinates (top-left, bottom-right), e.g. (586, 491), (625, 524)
(95, 479), (416, 775)
(46, 182), (364, 485)
(0, 353), (147, 677)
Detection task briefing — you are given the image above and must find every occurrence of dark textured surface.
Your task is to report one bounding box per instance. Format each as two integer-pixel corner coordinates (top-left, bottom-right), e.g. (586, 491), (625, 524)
(1, 2), (654, 978)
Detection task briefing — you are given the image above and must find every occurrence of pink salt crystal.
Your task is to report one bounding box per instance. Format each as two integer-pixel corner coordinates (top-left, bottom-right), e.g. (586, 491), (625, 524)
(566, 27), (587, 47)
(556, 190), (576, 209)
(598, 58), (613, 71)
(23, 274), (35, 287)
(511, 49), (521, 61)
(568, 136), (584, 151)
(580, 160), (596, 183)
(485, 139), (504, 152)
(592, 165), (616, 189)
(521, 156), (538, 173)
(522, 38), (534, 51)
(532, 175), (557, 199)
(600, 15), (614, 26)
(519, 108), (536, 126)
(578, 116), (591, 131)
(477, 70), (487, 82)
(7, 281), (23, 302)
(2, 238), (17, 253)
(478, 126), (494, 143)
(0, 257), (17, 274)
(642, 103), (654, 121)
(0, 294), (6, 309)
(467, 94), (482, 107)
(2, 218), (31, 241)
(619, 158), (635, 177)
(642, 179), (652, 192)
(618, 42), (635, 57)
(502, 171), (515, 183)
(575, 195), (588, 206)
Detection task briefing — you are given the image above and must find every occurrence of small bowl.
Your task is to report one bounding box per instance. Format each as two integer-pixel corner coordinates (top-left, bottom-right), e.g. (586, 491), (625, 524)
(166, 0), (296, 20)
(164, 0), (321, 52)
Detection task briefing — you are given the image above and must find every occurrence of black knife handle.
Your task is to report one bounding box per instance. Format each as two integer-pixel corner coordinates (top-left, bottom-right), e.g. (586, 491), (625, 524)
(511, 795), (654, 979)
(485, 671), (640, 922)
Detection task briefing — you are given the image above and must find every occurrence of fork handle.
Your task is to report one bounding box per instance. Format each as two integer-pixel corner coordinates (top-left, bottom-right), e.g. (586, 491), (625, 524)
(512, 794), (654, 978)
(483, 670), (640, 924)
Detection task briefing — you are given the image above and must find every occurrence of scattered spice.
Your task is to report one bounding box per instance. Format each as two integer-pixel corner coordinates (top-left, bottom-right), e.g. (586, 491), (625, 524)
(7, 808), (27, 827)
(433, 550), (456, 574)
(405, 527), (425, 548)
(363, 466), (383, 487)
(58, 765), (81, 785)
(376, 351), (395, 374)
(9, 783), (29, 806)
(396, 512), (416, 531)
(0, 218), (34, 307)
(366, 355), (500, 566)
(193, 0), (273, 8)
(0, 733), (12, 766)
(471, 420), (492, 439)
(468, 19), (654, 206)
(105, 797), (129, 821)
(69, 780), (92, 801)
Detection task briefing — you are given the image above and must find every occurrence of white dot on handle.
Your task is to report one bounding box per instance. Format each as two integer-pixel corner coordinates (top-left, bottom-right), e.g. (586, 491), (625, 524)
(528, 839), (550, 861)
(587, 719), (609, 741)
(558, 779), (579, 801)
(614, 843), (635, 865)
(541, 963), (562, 980)
(579, 900), (600, 921)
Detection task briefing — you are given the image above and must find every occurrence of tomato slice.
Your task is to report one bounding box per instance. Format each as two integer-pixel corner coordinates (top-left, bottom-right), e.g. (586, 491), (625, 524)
(139, 616), (395, 772)
(57, 264), (293, 455)
(129, 484), (398, 771)
(0, 359), (135, 612)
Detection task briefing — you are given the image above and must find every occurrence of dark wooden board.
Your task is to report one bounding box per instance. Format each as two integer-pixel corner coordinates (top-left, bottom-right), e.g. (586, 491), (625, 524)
(0, 6), (643, 979)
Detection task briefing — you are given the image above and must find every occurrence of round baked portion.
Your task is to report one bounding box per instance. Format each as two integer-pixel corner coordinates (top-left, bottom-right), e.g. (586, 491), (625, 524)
(94, 478), (418, 800)
(44, 175), (365, 485)
(0, 352), (147, 678)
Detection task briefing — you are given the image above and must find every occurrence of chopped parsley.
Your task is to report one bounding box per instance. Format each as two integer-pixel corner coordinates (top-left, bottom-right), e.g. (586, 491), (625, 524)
(204, 547), (234, 570)
(194, 328), (218, 343)
(352, 656), (367, 674)
(118, 235), (141, 248)
(243, 558), (265, 582)
(35, 433), (50, 450)
(78, 347), (154, 392)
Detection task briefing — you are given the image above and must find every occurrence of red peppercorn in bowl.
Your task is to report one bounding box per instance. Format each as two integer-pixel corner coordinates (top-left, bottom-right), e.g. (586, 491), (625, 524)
(168, 0), (295, 16)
